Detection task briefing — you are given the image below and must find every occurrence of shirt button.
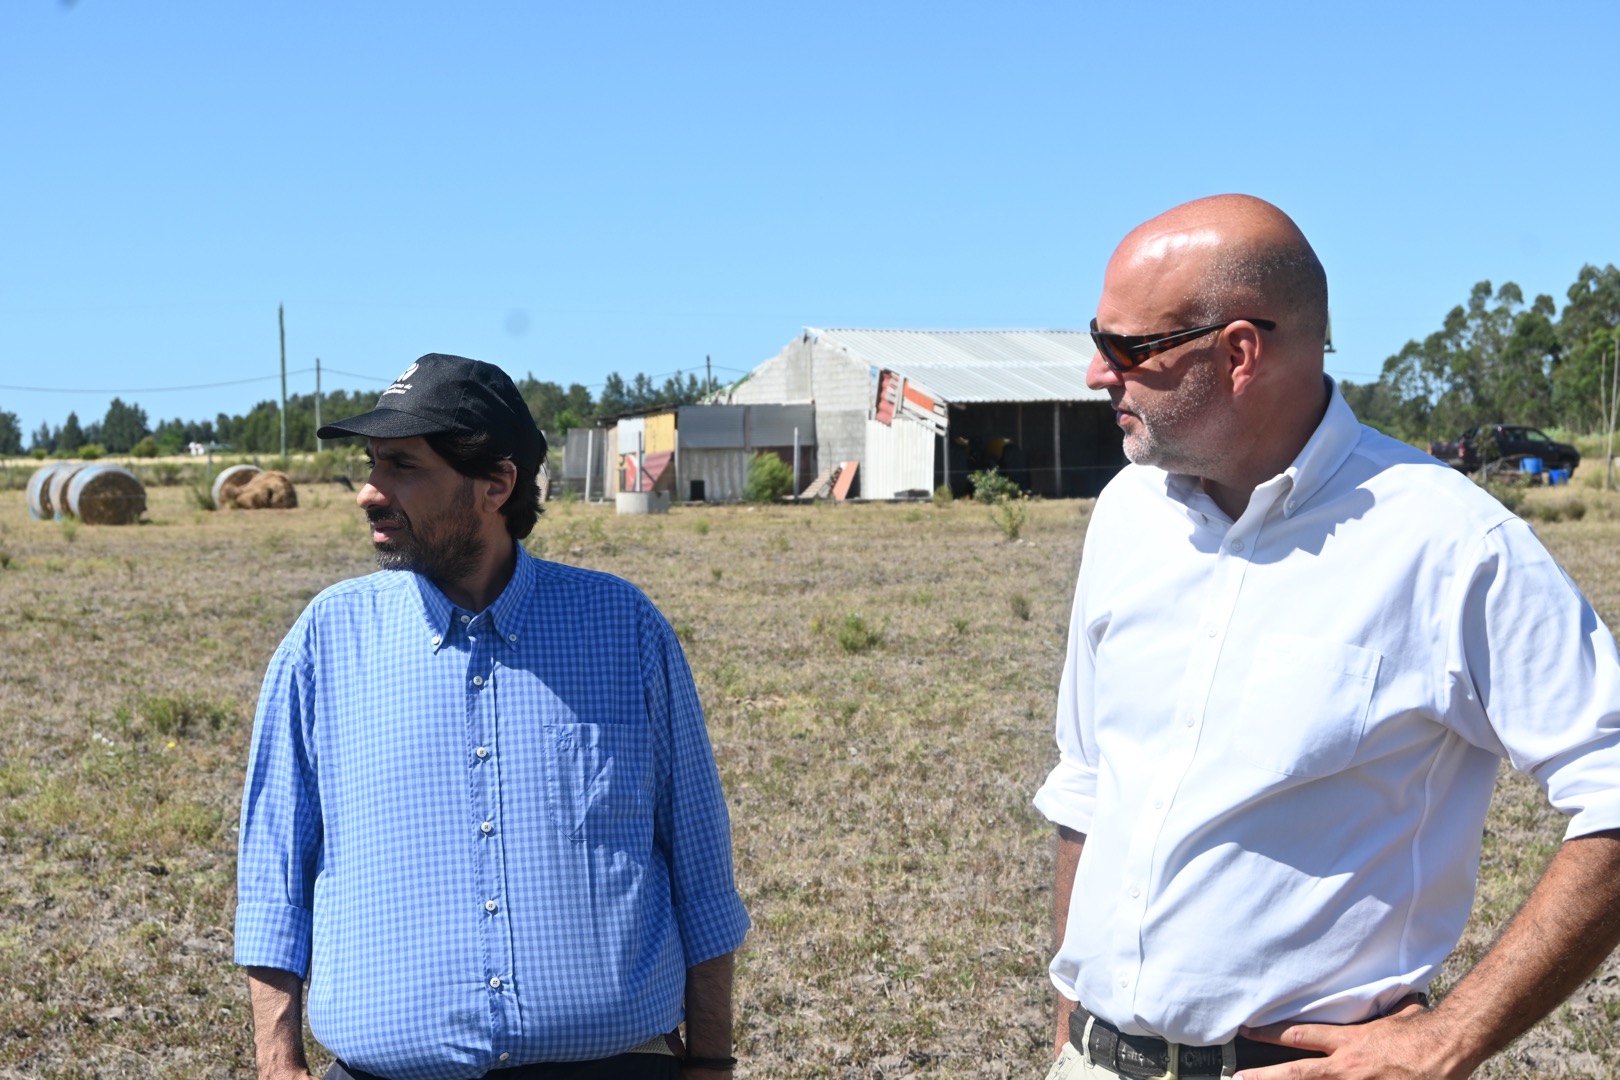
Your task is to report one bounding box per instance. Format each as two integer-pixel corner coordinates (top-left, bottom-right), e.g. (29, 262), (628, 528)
(499, 1053), (510, 1062)
(1228, 539), (1244, 553)
(1153, 798), (1164, 809)
(489, 977), (501, 988)
(481, 821), (493, 834)
(461, 615), (472, 625)
(472, 675), (484, 686)
(475, 746), (489, 759)
(1205, 625), (1218, 638)
(1184, 717), (1195, 728)
(1118, 976), (1130, 989)
(431, 635), (441, 647)
(1128, 885), (1140, 899)
(485, 899), (498, 913)
(508, 633), (518, 643)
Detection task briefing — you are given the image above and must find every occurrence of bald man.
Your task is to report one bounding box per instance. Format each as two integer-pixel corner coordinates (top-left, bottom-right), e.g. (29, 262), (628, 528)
(1034, 195), (1620, 1080)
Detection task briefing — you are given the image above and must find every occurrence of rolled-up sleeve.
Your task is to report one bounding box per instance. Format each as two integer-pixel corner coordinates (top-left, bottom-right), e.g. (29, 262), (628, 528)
(1449, 519), (1620, 840)
(641, 604), (749, 967)
(234, 623), (323, 977)
(1034, 569), (1100, 835)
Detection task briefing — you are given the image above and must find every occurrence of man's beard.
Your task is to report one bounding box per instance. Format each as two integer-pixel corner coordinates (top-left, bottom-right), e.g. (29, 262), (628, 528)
(1120, 356), (1221, 473)
(367, 480), (485, 584)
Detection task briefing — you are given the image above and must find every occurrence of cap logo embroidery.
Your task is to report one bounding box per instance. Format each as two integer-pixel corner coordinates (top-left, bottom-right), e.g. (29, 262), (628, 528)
(381, 362), (419, 398)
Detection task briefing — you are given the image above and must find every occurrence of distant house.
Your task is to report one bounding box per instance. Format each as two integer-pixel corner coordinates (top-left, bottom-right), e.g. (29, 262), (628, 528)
(723, 328), (1123, 498)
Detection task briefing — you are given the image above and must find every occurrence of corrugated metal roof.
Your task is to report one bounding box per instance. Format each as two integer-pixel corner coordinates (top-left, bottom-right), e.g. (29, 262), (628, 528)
(811, 328), (1107, 404)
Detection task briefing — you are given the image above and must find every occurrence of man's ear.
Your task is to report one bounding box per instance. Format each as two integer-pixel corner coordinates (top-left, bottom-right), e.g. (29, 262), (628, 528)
(479, 461), (517, 515)
(1224, 321), (1266, 396)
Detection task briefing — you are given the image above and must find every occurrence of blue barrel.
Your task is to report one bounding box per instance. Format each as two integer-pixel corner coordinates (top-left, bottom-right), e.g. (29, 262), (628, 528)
(1520, 457), (1543, 476)
(1548, 469), (1569, 486)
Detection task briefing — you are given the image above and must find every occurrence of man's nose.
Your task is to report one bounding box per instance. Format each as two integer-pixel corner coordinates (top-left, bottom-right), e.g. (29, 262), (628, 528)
(1086, 352), (1122, 392)
(357, 480), (388, 510)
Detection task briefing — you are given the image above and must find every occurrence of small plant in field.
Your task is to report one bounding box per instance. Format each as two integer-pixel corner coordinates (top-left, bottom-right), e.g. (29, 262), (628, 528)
(765, 533), (789, 554)
(745, 452), (795, 503)
(834, 613), (884, 654)
(1483, 481), (1524, 516)
(188, 481), (216, 510)
(692, 517), (711, 536)
(932, 484), (954, 507)
(989, 497), (1028, 541)
(968, 466), (1021, 504)
(1009, 592), (1032, 621)
(130, 436), (160, 458)
(59, 517), (79, 543)
(77, 443), (106, 460)
(524, 534), (548, 559)
(950, 616), (970, 635)
(710, 567), (723, 583)
(151, 461), (185, 485)
(139, 692), (235, 736)
(0, 550), (12, 570)
(556, 486), (580, 505)
(1564, 497), (1588, 521)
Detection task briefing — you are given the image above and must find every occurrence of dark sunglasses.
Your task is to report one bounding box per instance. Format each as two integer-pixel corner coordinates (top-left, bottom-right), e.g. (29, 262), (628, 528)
(1088, 317), (1277, 373)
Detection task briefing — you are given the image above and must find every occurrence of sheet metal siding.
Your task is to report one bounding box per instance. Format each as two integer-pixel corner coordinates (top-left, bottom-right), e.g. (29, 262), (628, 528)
(864, 416), (936, 499)
(677, 448), (751, 502)
(749, 404), (816, 447)
(677, 406), (747, 448)
(560, 428), (610, 493)
(645, 412), (677, 456)
(815, 328), (1106, 404)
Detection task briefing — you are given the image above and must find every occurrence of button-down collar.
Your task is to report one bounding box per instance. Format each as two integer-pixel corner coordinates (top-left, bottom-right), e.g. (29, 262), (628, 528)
(415, 543), (536, 654)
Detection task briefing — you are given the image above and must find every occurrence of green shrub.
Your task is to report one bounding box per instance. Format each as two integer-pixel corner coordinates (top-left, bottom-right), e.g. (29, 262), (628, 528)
(989, 498), (1028, 541)
(834, 613), (884, 654)
(130, 437), (160, 458)
(30, 447), (47, 460)
(139, 693), (235, 736)
(1483, 482), (1524, 516)
(77, 444), (106, 461)
(932, 484), (954, 507)
(968, 467), (1020, 503)
(745, 452), (795, 503)
(1009, 592), (1032, 621)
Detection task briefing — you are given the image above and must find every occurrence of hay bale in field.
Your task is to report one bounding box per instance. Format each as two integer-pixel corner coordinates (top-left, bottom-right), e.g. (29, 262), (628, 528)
(47, 464), (90, 520)
(26, 463), (72, 519)
(66, 465), (147, 525)
(211, 464), (261, 509)
(233, 470), (298, 509)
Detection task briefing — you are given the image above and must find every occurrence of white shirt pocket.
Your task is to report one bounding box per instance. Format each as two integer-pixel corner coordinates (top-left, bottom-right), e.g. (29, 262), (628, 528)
(1236, 634), (1381, 777)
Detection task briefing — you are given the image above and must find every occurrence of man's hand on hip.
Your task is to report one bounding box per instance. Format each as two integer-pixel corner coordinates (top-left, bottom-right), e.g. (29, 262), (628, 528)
(1236, 999), (1472, 1080)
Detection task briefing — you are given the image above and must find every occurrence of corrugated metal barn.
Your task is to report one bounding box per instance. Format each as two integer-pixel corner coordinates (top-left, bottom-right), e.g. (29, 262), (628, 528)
(725, 328), (1123, 499)
(604, 404), (816, 502)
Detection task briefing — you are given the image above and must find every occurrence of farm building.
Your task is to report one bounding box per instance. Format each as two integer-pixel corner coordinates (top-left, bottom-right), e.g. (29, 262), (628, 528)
(601, 404), (816, 503)
(723, 328), (1122, 499)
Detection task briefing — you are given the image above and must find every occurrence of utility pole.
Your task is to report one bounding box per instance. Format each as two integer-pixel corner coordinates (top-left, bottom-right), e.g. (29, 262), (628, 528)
(314, 357), (323, 452)
(705, 354), (713, 396)
(1608, 340), (1619, 493)
(278, 303), (288, 460)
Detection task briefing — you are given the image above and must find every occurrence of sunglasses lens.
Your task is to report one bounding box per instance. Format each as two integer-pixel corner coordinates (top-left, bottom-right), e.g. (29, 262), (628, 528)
(1090, 331), (1132, 372)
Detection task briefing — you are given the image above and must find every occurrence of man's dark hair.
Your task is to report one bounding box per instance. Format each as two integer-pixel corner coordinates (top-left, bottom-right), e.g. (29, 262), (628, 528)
(425, 429), (544, 540)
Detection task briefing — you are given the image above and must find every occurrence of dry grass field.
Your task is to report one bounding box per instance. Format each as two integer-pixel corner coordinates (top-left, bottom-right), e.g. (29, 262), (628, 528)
(1, 474), (1618, 1078)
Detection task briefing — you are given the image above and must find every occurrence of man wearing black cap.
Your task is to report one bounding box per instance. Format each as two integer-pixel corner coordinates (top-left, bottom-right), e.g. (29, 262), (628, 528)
(234, 354), (750, 1080)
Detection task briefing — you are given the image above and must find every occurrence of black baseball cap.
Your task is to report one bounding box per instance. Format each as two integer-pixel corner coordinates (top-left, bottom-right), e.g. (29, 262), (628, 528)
(317, 353), (545, 471)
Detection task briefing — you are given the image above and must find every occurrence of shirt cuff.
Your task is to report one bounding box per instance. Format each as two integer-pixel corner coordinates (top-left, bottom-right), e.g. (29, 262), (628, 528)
(1561, 784), (1620, 841)
(674, 889), (750, 967)
(1033, 761), (1097, 836)
(233, 901), (314, 978)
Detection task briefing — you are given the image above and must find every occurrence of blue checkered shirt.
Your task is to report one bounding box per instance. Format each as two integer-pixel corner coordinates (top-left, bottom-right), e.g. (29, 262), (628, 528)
(234, 546), (749, 1080)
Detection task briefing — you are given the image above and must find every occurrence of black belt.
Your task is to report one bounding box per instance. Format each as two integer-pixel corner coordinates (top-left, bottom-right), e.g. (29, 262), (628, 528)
(1071, 1006), (1324, 1079)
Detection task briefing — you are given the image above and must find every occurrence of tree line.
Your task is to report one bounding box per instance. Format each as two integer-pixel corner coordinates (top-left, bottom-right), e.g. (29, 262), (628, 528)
(1342, 263), (1620, 441)
(0, 368), (722, 457)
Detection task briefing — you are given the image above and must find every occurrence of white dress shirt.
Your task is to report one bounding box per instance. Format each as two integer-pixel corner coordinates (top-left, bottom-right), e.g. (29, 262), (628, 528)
(1034, 380), (1620, 1046)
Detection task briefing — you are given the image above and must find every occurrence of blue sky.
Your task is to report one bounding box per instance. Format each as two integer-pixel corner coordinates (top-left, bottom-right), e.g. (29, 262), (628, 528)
(4, 1), (1618, 442)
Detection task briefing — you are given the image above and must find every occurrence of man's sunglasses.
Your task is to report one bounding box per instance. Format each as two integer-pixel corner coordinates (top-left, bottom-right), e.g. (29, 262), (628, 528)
(1088, 317), (1277, 374)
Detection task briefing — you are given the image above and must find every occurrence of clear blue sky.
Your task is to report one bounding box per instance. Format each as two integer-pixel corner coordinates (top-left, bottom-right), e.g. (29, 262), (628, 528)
(4, 1), (1618, 442)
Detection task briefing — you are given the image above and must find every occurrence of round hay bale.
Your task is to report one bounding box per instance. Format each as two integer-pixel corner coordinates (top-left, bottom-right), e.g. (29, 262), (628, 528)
(48, 463), (90, 520)
(26, 463), (72, 520)
(211, 464), (262, 509)
(233, 470), (298, 510)
(66, 464), (147, 525)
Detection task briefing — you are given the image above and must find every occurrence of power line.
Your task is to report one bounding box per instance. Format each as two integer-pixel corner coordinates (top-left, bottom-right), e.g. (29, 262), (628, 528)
(0, 369), (316, 394)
